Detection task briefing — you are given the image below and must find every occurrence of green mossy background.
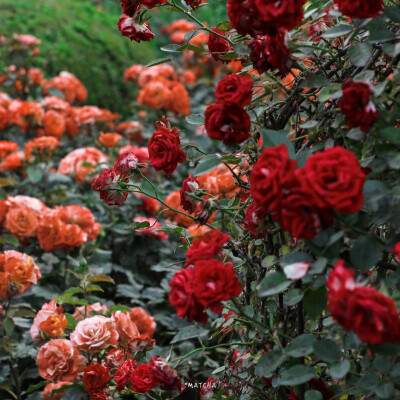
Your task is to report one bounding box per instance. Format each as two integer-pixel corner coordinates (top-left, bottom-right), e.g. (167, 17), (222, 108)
(0, 0), (155, 111)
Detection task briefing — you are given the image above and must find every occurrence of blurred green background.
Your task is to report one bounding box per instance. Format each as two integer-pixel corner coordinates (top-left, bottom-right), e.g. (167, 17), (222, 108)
(0, 0), (227, 111)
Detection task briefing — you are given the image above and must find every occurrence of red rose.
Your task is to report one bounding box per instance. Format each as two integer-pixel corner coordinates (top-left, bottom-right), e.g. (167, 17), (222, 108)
(392, 242), (400, 259)
(118, 15), (155, 43)
(137, 0), (166, 8)
(300, 146), (365, 214)
(185, 0), (201, 9)
(114, 151), (138, 175)
(227, 0), (305, 37)
(249, 144), (297, 213)
(204, 102), (251, 144)
(115, 359), (137, 391)
(192, 259), (242, 314)
(168, 268), (208, 323)
(185, 229), (230, 267)
(91, 168), (129, 206)
(128, 363), (161, 393)
(326, 260), (356, 297)
(339, 79), (378, 132)
(249, 30), (292, 76)
(208, 27), (232, 63)
(243, 202), (269, 239)
(215, 74), (253, 107)
(82, 363), (110, 395)
(180, 174), (200, 214)
(149, 355), (183, 391)
(148, 119), (186, 175)
(335, 0), (382, 19)
(119, 0), (141, 16)
(276, 172), (334, 240)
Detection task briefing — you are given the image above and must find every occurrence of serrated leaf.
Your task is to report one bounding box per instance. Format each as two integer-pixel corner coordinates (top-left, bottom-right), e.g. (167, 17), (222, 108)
(87, 284), (104, 292)
(300, 74), (330, 89)
(286, 334), (317, 358)
(193, 154), (221, 176)
(330, 359), (350, 379)
(313, 340), (342, 363)
(348, 42), (373, 67)
(258, 272), (291, 297)
(256, 350), (287, 377)
(125, 221), (151, 231)
(317, 84), (342, 102)
(171, 324), (206, 343)
(3, 317), (14, 336)
(186, 114), (205, 125)
(90, 274), (115, 284)
(279, 365), (316, 386)
(144, 58), (172, 68)
(284, 289), (304, 306)
(322, 24), (353, 38)
(349, 234), (382, 270)
(64, 287), (84, 296)
(216, 21), (231, 31)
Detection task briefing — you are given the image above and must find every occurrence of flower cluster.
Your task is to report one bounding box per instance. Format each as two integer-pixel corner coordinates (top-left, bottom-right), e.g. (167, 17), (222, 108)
(249, 144), (365, 240)
(327, 260), (400, 345)
(0, 250), (41, 298)
(125, 63), (191, 116)
(205, 74), (252, 144)
(0, 196), (101, 251)
(169, 229), (242, 323)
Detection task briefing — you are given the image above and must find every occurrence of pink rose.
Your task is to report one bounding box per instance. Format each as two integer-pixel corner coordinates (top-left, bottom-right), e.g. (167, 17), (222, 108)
(111, 311), (140, 349)
(70, 315), (119, 352)
(37, 339), (86, 382)
(30, 300), (64, 342)
(72, 302), (109, 322)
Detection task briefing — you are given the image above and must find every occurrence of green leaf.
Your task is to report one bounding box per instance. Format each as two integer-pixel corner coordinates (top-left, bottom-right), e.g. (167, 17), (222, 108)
(384, 6), (400, 22)
(193, 154), (221, 176)
(64, 313), (76, 330)
(358, 372), (380, 391)
(233, 43), (250, 56)
(305, 391), (323, 400)
(313, 340), (342, 363)
(348, 42), (373, 67)
(284, 289), (304, 307)
(261, 129), (295, 158)
(258, 272), (291, 297)
(317, 84), (342, 102)
(87, 284), (104, 292)
(375, 382), (395, 399)
(262, 255), (278, 268)
(279, 365), (316, 386)
(256, 350), (287, 377)
(286, 334), (317, 358)
(160, 44), (181, 53)
(380, 127), (400, 146)
(349, 234), (383, 270)
(300, 74), (330, 89)
(216, 21), (231, 31)
(186, 114), (205, 125)
(25, 381), (47, 394)
(90, 274), (115, 284)
(27, 166), (44, 184)
(144, 58), (172, 68)
(3, 317), (14, 336)
(0, 187), (6, 200)
(303, 286), (326, 319)
(171, 324), (207, 344)
(64, 287), (84, 296)
(322, 23), (353, 38)
(125, 221), (151, 231)
(330, 359), (350, 379)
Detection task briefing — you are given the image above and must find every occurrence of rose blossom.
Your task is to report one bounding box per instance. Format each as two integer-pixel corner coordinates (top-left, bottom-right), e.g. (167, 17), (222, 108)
(208, 27), (232, 63)
(103, 348), (127, 372)
(128, 363), (161, 393)
(111, 311), (140, 349)
(180, 174), (200, 214)
(115, 359), (137, 391)
(129, 307), (156, 336)
(204, 102), (251, 144)
(127, 335), (155, 353)
(31, 300), (64, 342)
(215, 74), (253, 107)
(42, 382), (72, 400)
(335, 0), (383, 19)
(72, 302), (108, 322)
(70, 315), (119, 352)
(37, 339), (86, 382)
(82, 363), (110, 395)
(114, 151), (138, 175)
(149, 355), (182, 391)
(118, 15), (155, 43)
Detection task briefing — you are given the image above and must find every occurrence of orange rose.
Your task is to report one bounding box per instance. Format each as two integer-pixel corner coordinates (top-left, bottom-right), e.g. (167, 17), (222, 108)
(0, 106), (9, 130)
(37, 339), (86, 382)
(99, 132), (123, 147)
(137, 79), (172, 110)
(42, 110), (66, 138)
(4, 206), (38, 238)
(24, 136), (60, 161)
(116, 121), (144, 143)
(31, 300), (64, 342)
(62, 224), (86, 250)
(129, 307), (156, 336)
(39, 314), (68, 338)
(167, 81), (191, 116)
(3, 250), (41, 295)
(0, 151), (24, 172)
(112, 311), (140, 349)
(0, 140), (18, 159)
(163, 191), (195, 227)
(37, 213), (65, 252)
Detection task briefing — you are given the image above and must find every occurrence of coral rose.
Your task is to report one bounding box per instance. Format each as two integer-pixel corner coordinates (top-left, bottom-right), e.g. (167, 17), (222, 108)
(70, 315), (119, 352)
(42, 110), (66, 138)
(4, 206), (38, 238)
(37, 213), (65, 252)
(99, 132), (123, 147)
(72, 302), (109, 322)
(39, 314), (68, 338)
(112, 311), (140, 349)
(31, 300), (64, 342)
(0, 141), (18, 159)
(129, 307), (156, 336)
(37, 339), (86, 382)
(137, 79), (172, 109)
